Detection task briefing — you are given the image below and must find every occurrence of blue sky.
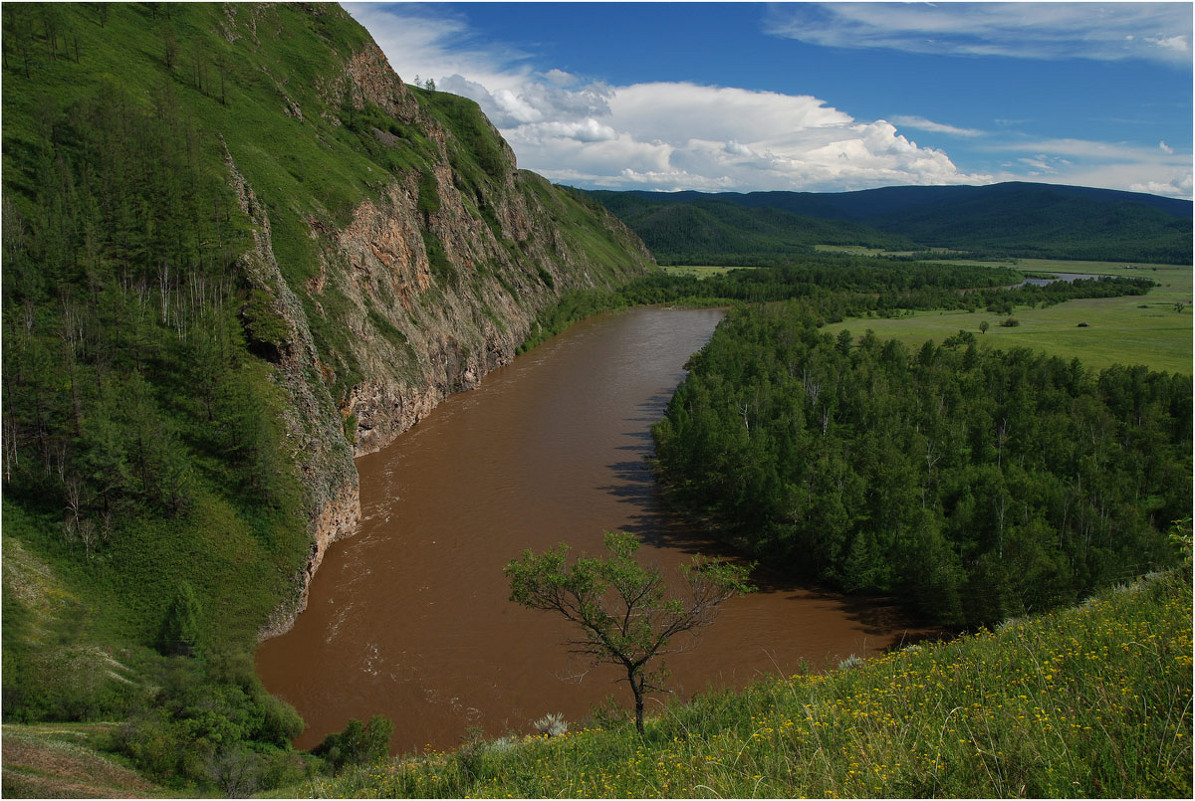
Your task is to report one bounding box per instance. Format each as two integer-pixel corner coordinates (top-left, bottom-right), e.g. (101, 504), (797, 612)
(345, 2), (1193, 198)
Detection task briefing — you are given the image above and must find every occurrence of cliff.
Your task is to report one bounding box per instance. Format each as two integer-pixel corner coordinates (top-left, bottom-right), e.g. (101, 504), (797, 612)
(0, 0), (654, 683)
(248, 33), (652, 634)
(221, 27), (653, 634)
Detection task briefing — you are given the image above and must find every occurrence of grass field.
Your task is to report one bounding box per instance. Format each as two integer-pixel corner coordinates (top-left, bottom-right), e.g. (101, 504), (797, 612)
(659, 265), (754, 278)
(824, 260), (1192, 375)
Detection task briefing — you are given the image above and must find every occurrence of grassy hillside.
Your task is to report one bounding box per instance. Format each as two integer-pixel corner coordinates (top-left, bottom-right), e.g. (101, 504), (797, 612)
(1, 3), (361, 720)
(1, 723), (165, 799)
(295, 567), (1192, 798)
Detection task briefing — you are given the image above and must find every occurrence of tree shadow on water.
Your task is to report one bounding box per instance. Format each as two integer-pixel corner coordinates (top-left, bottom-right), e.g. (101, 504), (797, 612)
(597, 394), (947, 649)
(597, 393), (716, 556)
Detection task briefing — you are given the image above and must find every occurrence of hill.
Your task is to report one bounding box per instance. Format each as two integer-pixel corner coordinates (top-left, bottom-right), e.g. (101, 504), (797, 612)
(589, 191), (918, 265)
(0, 0), (652, 778)
(588, 182), (1193, 264)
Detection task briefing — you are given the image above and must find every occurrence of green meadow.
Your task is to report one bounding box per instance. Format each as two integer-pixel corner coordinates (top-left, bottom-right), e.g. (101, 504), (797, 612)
(659, 264), (752, 279)
(824, 260), (1192, 375)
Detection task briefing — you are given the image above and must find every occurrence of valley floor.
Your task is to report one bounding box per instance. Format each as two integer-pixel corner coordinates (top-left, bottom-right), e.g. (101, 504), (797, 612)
(823, 260), (1192, 375)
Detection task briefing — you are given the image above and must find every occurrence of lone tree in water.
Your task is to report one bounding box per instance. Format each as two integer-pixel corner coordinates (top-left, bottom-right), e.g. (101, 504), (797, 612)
(504, 531), (754, 734)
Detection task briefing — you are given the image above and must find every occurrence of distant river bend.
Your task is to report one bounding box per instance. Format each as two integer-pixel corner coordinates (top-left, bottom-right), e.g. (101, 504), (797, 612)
(256, 307), (931, 755)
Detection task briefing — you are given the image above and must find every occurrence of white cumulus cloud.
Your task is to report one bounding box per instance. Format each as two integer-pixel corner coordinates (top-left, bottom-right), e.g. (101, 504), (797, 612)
(341, 3), (989, 192)
(512, 82), (991, 191)
(344, 2), (1188, 197)
(534, 119), (619, 143)
(992, 137), (1192, 199)
(725, 140), (755, 157)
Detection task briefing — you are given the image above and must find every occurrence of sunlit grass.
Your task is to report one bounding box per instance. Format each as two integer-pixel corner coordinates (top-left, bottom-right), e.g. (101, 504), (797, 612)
(1, 723), (167, 799)
(824, 261), (1192, 375)
(293, 569), (1192, 799)
(659, 265), (758, 278)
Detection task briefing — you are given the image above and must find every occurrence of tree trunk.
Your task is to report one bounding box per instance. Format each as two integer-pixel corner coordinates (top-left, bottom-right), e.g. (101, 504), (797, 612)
(630, 669), (645, 735)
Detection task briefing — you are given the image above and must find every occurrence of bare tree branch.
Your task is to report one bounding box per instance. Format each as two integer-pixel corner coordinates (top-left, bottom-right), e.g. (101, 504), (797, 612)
(505, 531), (754, 734)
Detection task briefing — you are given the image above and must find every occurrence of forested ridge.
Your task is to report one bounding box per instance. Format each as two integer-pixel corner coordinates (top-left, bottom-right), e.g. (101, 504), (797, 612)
(2, 7), (310, 656)
(654, 301), (1191, 626)
(588, 182), (1193, 264)
(586, 190), (918, 265)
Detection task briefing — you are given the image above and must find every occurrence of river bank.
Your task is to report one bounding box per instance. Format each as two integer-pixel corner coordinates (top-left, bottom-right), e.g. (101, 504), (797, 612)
(303, 568), (1193, 798)
(257, 307), (934, 754)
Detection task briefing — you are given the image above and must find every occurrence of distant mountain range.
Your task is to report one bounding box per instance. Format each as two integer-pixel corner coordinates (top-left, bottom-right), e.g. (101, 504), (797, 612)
(586, 182), (1192, 265)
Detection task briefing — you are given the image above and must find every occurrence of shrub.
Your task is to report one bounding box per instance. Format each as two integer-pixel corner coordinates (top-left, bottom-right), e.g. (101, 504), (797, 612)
(206, 746), (262, 799)
(312, 715), (393, 772)
(158, 582), (203, 657)
(107, 650), (307, 791)
(417, 170), (441, 224)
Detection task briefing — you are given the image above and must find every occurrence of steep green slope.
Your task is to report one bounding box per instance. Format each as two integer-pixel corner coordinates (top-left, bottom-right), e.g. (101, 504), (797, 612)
(1, 0), (652, 743)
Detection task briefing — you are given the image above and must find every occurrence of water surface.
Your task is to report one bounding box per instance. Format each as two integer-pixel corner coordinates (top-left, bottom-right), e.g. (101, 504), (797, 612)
(257, 307), (928, 754)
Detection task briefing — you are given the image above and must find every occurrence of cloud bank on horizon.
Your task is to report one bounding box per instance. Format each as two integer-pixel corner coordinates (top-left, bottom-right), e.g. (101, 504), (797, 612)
(346, 2), (1192, 198)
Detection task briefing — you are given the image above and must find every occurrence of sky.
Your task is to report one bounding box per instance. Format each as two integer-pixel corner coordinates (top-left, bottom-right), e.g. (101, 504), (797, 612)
(344, 2), (1193, 198)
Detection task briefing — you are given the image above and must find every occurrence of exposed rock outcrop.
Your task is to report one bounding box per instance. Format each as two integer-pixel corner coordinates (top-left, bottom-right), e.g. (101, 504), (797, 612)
(224, 144), (361, 639)
(235, 24), (653, 636)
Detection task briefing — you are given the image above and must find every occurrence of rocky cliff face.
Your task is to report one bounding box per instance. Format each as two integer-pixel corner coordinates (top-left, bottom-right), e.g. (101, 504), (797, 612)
(0, 2), (652, 648)
(224, 144), (362, 639)
(320, 42), (652, 456)
(232, 18), (653, 636)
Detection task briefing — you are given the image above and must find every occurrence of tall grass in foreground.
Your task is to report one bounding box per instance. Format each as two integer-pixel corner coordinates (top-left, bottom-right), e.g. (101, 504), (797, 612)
(299, 569), (1191, 799)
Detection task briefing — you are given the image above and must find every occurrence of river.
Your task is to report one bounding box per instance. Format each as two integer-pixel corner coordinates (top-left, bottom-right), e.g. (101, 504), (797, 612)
(256, 306), (931, 755)
(1018, 272), (1103, 287)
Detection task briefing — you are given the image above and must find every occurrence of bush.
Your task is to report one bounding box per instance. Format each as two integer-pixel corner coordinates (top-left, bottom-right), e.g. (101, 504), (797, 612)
(206, 746), (262, 798)
(312, 715), (393, 772)
(107, 650), (307, 791)
(158, 582), (203, 657)
(417, 170), (441, 223)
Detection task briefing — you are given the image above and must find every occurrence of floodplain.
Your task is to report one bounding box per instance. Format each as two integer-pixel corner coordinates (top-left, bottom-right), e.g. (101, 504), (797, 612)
(823, 259), (1192, 374)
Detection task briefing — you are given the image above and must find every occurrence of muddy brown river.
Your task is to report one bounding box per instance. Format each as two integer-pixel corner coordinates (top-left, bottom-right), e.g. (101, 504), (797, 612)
(256, 307), (929, 755)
